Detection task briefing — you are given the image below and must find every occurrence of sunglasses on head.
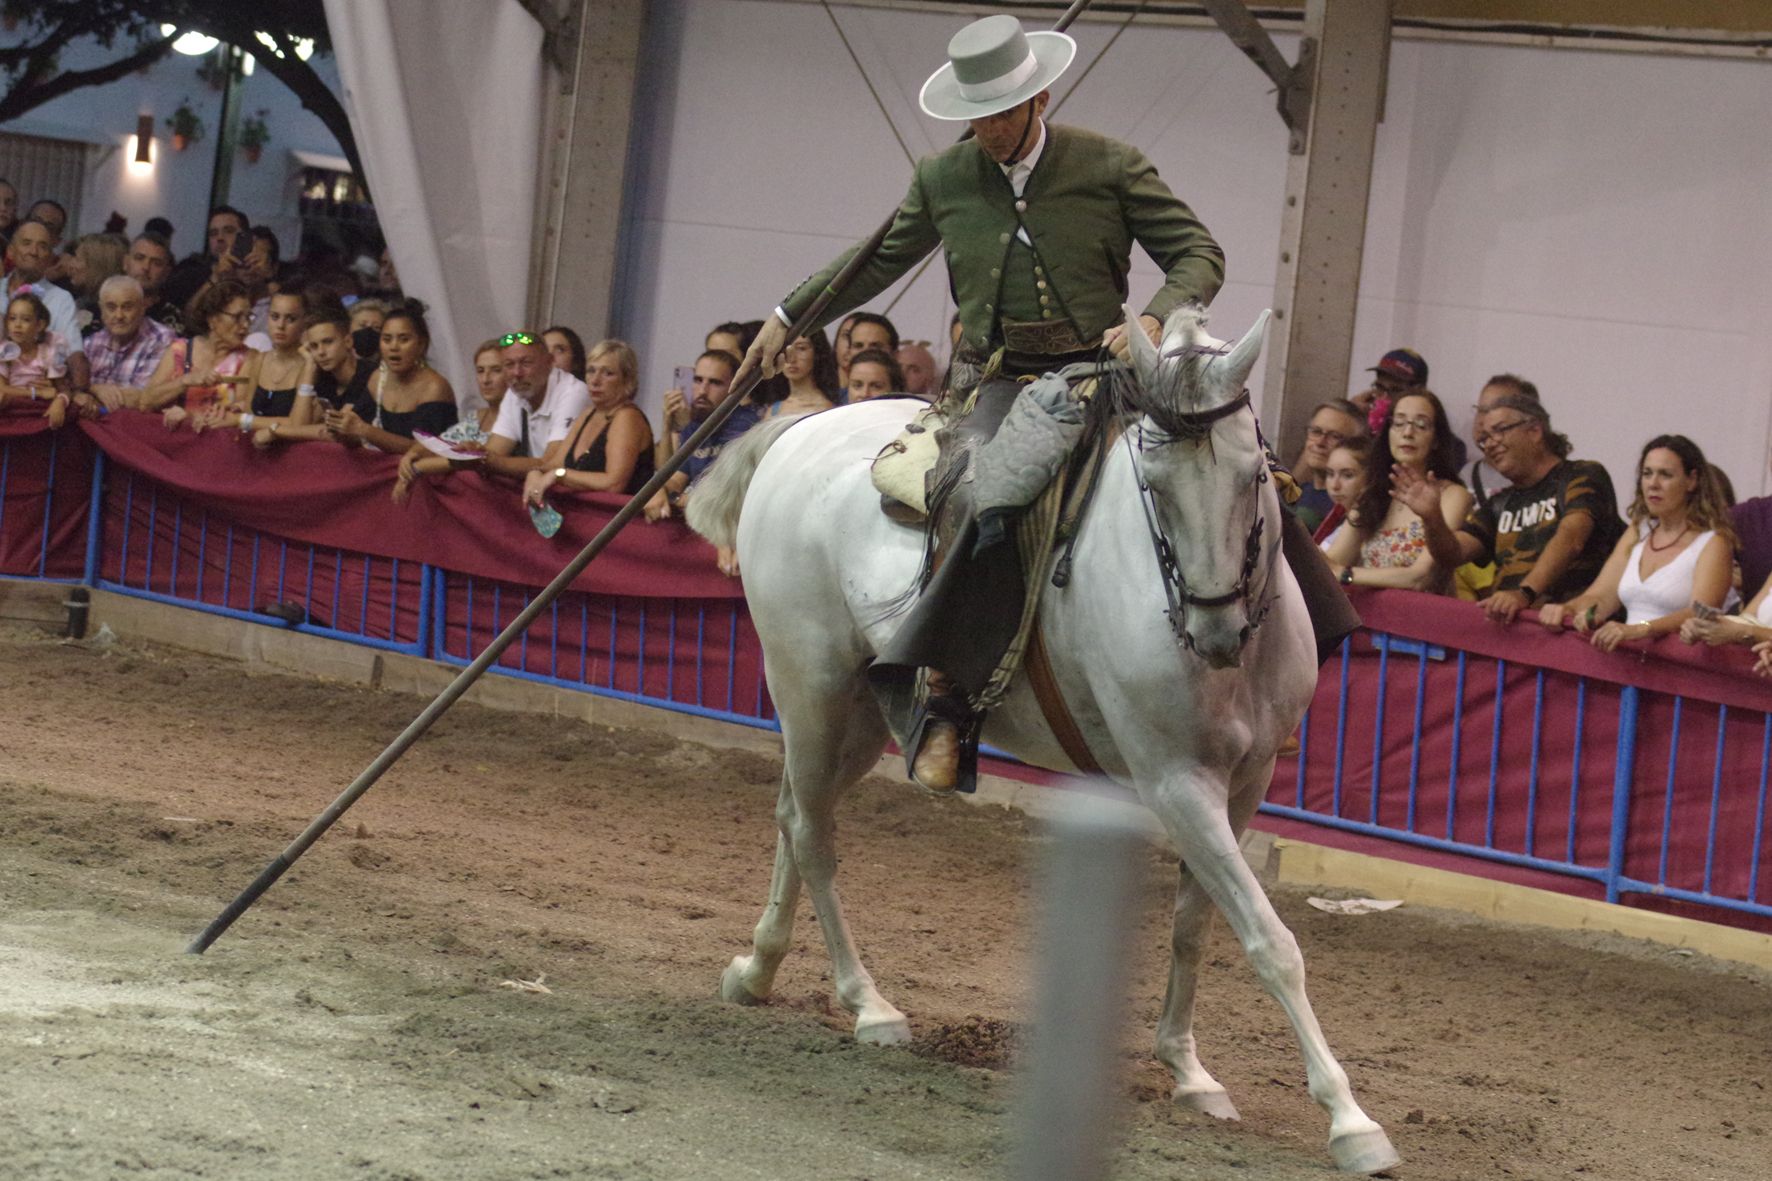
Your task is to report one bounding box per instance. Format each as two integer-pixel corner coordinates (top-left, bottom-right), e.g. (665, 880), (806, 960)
(498, 331), (538, 347)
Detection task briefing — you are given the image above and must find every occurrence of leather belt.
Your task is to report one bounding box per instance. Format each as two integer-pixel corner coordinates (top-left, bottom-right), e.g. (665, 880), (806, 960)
(1001, 318), (1095, 356)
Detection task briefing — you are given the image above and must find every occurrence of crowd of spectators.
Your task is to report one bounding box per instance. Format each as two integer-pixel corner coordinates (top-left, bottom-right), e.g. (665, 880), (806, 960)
(1301, 343), (1772, 671)
(0, 193), (947, 584)
(5, 187), (1772, 672)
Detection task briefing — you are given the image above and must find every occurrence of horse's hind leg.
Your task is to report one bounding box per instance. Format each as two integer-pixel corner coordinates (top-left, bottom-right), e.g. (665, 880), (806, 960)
(1154, 772), (1265, 1121)
(1149, 771), (1399, 1175)
(720, 775), (804, 1005)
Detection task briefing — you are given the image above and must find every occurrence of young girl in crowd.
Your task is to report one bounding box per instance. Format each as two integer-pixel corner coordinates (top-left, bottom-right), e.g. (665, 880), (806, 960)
(1539, 434), (1733, 652)
(542, 325), (587, 382)
(1314, 438), (1368, 549)
(1325, 391), (1471, 594)
(327, 301), (456, 452)
(0, 290), (70, 427)
(524, 338), (655, 504)
(845, 348), (904, 403)
(756, 327), (838, 418)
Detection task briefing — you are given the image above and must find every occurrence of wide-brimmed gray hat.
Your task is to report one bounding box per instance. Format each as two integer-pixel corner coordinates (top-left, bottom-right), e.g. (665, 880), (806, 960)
(918, 14), (1076, 121)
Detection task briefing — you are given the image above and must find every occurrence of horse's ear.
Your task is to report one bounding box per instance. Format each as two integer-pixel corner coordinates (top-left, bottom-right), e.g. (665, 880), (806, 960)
(1123, 304), (1161, 388)
(1216, 309), (1271, 391)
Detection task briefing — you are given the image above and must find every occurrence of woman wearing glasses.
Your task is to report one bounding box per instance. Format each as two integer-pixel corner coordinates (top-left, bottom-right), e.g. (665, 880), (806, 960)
(140, 279), (261, 427)
(1539, 435), (1734, 652)
(1325, 390), (1470, 594)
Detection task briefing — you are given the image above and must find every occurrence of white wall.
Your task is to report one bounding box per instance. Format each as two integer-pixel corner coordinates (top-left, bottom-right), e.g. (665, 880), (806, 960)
(617, 0), (1772, 498)
(1, 35), (348, 267)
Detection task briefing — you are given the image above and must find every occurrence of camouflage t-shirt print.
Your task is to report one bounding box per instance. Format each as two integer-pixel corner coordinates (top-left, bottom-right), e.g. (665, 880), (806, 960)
(1462, 459), (1623, 598)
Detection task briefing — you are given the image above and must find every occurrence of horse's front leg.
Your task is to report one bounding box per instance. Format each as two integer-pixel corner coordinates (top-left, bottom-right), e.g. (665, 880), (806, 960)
(1147, 769), (1399, 1175)
(1155, 866), (1240, 1120)
(1153, 759), (1269, 1121)
(721, 777), (804, 1005)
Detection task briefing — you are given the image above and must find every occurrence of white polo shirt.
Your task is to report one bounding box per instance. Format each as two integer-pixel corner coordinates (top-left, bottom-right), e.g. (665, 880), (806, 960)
(491, 366), (591, 458)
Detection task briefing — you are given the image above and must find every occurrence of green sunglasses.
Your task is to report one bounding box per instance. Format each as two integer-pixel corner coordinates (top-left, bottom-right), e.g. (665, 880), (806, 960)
(498, 331), (538, 347)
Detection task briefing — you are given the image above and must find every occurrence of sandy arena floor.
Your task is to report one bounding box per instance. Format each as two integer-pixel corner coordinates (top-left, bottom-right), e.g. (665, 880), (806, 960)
(0, 624), (1768, 1180)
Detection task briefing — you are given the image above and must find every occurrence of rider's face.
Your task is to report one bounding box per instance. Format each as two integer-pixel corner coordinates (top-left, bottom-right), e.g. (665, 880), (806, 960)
(968, 92), (1050, 165)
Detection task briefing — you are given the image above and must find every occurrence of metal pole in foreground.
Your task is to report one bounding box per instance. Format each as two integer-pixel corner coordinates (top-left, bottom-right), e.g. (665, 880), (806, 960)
(1012, 788), (1148, 1181)
(186, 0), (1099, 956)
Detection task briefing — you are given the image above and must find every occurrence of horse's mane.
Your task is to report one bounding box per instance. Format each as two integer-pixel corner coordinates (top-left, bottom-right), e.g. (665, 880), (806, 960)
(1105, 303), (1235, 442)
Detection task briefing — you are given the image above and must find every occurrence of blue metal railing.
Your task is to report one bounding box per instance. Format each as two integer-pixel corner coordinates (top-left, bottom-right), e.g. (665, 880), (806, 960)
(2, 426), (1769, 929)
(1270, 630), (1772, 923)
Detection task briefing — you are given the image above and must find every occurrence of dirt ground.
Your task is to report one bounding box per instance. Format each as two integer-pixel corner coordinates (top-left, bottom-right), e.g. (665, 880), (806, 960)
(1, 625), (1769, 1181)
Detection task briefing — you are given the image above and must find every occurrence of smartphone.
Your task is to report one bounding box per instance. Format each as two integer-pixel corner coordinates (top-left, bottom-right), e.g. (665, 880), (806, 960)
(673, 365), (694, 391)
(231, 229), (251, 259)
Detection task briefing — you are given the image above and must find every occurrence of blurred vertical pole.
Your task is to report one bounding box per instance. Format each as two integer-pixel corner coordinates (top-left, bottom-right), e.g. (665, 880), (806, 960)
(207, 45), (247, 211)
(1012, 790), (1149, 1181)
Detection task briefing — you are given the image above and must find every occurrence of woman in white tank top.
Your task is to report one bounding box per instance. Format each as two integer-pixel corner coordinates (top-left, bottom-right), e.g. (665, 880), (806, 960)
(1537, 435), (1734, 652)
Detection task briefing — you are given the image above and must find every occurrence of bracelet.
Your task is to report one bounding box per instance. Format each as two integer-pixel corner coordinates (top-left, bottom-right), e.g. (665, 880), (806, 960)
(239, 412), (256, 431)
(297, 383), (316, 398)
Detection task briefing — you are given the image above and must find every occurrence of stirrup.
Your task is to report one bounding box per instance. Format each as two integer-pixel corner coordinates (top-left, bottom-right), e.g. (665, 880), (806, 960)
(904, 692), (980, 796)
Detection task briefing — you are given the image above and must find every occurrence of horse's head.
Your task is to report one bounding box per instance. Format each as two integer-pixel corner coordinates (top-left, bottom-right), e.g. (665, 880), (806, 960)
(1118, 304), (1277, 669)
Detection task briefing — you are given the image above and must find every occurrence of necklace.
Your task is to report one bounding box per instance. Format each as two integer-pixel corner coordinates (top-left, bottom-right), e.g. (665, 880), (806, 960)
(1646, 522), (1691, 553)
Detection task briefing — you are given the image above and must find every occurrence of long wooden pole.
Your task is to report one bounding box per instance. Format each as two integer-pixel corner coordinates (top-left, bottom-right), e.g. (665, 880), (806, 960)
(186, 0), (1098, 955)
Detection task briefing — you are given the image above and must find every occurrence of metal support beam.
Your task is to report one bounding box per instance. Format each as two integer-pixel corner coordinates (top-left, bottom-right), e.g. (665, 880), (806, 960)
(1259, 0), (1391, 463)
(528, 0), (644, 338)
(1201, 0), (1313, 151)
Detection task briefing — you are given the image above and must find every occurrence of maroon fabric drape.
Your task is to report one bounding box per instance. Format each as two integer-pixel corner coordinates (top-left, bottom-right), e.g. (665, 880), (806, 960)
(1275, 589), (1772, 932)
(0, 406), (94, 579)
(78, 411), (740, 599)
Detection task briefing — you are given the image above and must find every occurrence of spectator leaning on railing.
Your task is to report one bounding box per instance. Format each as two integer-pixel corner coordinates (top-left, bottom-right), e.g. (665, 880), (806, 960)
(140, 278), (259, 427)
(86, 274), (174, 411)
(1326, 390), (1470, 595)
(1315, 436), (1368, 549)
(524, 338), (654, 506)
(328, 300), (456, 452)
(1396, 392), (1624, 623)
(1538, 435), (1734, 652)
(0, 289), (71, 427)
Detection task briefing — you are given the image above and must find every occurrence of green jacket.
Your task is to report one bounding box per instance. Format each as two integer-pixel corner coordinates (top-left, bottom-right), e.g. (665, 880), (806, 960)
(781, 123), (1224, 353)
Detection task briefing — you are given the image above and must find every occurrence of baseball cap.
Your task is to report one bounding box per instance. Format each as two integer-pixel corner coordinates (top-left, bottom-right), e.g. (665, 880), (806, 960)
(1369, 348), (1428, 386)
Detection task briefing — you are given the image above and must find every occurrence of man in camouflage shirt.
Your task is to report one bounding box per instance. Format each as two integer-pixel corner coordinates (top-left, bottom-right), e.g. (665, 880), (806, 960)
(1399, 392), (1623, 623)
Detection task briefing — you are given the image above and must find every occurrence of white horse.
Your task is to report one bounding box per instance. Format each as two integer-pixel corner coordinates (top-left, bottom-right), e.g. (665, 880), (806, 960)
(687, 307), (1399, 1174)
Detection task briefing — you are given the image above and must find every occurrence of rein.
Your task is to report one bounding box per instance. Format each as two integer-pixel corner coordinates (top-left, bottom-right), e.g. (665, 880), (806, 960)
(1123, 388), (1281, 651)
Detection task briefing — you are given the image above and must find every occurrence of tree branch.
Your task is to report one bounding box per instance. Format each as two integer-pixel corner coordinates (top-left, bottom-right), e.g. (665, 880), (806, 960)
(0, 34), (174, 125)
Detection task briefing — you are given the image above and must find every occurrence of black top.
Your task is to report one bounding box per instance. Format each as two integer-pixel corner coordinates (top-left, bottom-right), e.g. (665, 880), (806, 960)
(251, 384), (297, 417)
(565, 405), (655, 494)
(373, 399), (457, 440)
(312, 366), (374, 418)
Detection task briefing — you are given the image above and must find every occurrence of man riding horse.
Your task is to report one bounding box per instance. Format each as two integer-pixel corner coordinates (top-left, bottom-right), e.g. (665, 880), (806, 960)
(740, 13), (1358, 793)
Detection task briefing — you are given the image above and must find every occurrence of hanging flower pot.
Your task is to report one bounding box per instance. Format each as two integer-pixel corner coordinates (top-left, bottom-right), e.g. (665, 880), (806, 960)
(166, 98), (204, 151)
(238, 109), (271, 165)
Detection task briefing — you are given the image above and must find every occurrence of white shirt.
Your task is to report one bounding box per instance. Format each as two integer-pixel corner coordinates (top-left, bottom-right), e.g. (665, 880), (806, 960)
(1001, 120), (1046, 244)
(491, 365), (590, 457)
(6, 275), (82, 354)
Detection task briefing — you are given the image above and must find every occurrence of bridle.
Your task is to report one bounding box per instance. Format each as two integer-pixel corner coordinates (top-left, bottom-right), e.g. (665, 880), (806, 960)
(1126, 388), (1281, 653)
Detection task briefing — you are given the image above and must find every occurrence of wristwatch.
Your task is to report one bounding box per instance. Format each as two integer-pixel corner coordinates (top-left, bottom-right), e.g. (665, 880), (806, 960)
(1517, 585), (1539, 605)
(1338, 567), (1354, 587)
(553, 467), (567, 480)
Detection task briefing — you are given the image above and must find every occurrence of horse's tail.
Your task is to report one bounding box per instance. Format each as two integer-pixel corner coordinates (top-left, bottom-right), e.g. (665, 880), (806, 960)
(684, 414), (804, 549)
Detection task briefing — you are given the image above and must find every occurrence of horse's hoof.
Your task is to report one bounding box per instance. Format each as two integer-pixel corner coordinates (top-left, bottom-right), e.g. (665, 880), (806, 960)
(854, 1011), (912, 1046)
(1172, 1085), (1241, 1121)
(1329, 1126), (1401, 1175)
(719, 958), (768, 1006)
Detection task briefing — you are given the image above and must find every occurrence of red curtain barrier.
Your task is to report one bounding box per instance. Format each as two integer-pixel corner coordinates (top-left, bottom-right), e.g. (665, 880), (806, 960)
(78, 410), (741, 600)
(0, 406), (94, 579)
(1279, 589), (1772, 928)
